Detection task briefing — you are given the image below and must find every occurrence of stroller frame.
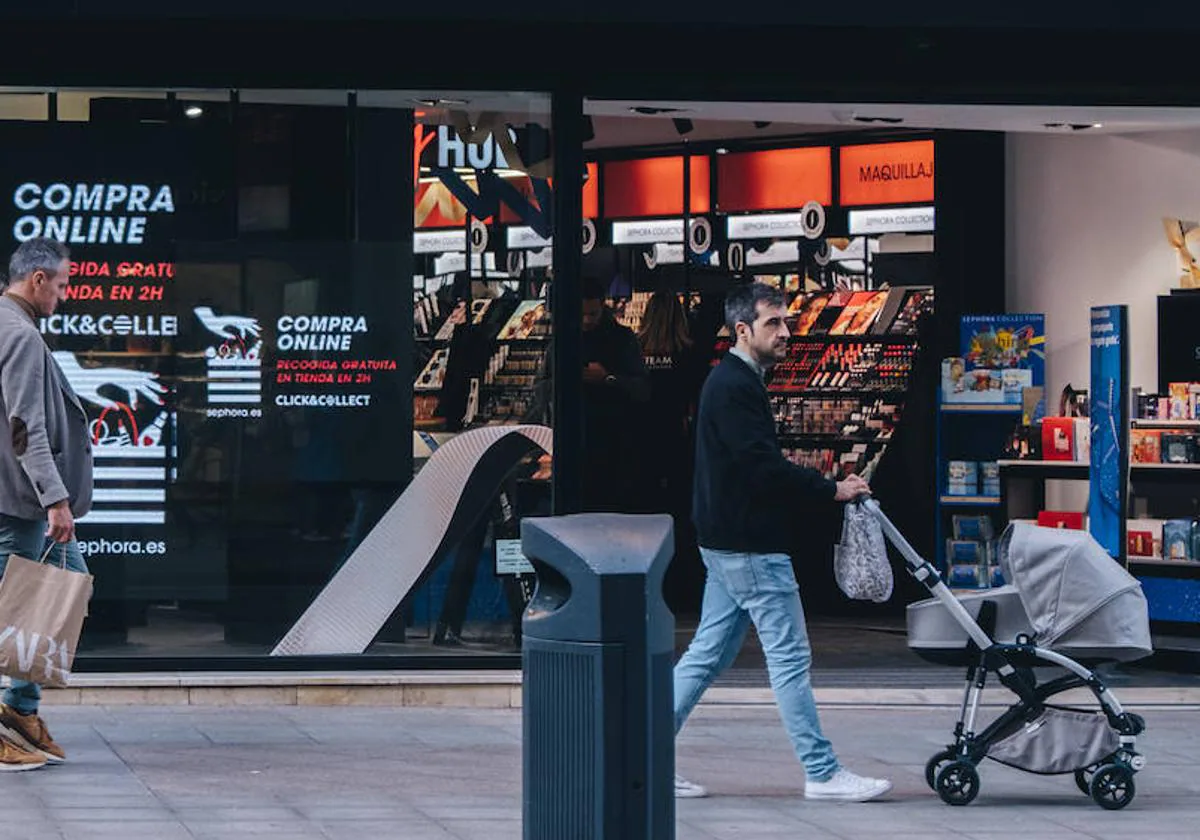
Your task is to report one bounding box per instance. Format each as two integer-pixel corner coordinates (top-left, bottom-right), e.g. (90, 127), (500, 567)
(863, 499), (1147, 810)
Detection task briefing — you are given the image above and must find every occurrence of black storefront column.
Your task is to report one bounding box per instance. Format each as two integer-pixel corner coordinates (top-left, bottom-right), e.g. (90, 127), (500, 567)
(551, 90), (585, 515)
(348, 103), (416, 641)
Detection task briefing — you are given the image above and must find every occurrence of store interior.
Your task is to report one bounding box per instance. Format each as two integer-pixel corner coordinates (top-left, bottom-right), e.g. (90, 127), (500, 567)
(2, 89), (1198, 670)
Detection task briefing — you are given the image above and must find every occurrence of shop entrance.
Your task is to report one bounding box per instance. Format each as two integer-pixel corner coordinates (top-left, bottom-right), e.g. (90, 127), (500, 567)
(556, 100), (1200, 664)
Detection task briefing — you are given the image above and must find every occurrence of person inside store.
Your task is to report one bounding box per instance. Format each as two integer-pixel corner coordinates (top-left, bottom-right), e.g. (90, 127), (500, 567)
(0, 238), (93, 771)
(579, 276), (650, 511)
(635, 290), (708, 607)
(672, 281), (892, 803)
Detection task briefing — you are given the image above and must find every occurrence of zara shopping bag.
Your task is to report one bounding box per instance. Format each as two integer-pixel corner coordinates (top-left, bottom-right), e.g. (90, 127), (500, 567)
(0, 543), (93, 688)
(833, 500), (894, 603)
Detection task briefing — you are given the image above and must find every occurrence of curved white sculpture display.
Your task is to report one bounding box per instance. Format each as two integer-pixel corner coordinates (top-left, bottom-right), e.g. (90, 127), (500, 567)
(271, 425), (553, 656)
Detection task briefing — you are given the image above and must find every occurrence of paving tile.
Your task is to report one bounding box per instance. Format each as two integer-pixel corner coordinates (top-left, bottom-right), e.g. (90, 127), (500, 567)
(58, 823), (193, 840)
(321, 822), (455, 840)
(46, 808), (175, 823)
(441, 818), (522, 840)
(186, 822), (326, 839)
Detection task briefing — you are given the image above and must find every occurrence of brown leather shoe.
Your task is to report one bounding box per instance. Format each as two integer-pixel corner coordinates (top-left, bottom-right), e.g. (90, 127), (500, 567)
(0, 705), (64, 764)
(0, 735), (47, 771)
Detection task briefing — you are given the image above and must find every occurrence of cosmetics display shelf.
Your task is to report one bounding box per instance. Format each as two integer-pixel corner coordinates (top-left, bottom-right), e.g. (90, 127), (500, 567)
(778, 433), (894, 444)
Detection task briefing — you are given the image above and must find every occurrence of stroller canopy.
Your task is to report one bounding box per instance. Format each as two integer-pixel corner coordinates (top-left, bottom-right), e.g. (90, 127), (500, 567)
(998, 523), (1152, 661)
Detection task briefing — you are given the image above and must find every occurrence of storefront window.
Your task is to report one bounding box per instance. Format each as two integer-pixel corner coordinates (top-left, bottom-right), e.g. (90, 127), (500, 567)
(2, 89), (553, 664)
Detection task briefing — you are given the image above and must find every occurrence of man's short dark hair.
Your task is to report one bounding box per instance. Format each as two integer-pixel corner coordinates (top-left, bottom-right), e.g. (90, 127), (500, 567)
(581, 276), (607, 302)
(725, 281), (784, 335)
(7, 237), (70, 287)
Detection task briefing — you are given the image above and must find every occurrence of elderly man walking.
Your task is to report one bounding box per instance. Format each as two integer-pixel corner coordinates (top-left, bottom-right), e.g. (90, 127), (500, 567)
(0, 237), (93, 771)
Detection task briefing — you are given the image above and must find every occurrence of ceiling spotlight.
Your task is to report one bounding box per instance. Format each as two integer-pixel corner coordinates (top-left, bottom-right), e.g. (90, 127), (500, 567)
(1044, 121), (1103, 132)
(672, 118), (695, 136)
(184, 105), (203, 119)
(716, 147), (729, 155)
(754, 121), (772, 129)
(413, 97), (469, 108)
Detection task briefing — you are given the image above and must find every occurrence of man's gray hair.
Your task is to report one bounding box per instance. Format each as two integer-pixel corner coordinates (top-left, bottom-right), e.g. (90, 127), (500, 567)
(725, 281), (785, 335)
(7, 238), (70, 287)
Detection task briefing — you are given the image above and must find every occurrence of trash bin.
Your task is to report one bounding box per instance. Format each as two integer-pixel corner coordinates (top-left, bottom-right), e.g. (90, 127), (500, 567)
(521, 513), (675, 840)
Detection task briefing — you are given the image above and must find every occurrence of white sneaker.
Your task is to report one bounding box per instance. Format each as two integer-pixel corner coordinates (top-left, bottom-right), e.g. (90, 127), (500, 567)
(674, 773), (709, 798)
(805, 768), (892, 802)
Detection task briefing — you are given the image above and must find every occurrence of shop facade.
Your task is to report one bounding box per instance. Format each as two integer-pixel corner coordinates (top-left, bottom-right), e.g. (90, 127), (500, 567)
(0, 8), (1196, 670)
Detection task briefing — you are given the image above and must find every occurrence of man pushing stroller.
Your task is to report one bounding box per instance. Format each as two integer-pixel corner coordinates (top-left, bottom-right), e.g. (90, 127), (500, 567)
(673, 282), (891, 803)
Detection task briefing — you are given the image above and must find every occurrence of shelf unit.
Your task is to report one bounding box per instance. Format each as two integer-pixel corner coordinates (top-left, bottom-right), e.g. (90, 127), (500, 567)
(997, 454), (1200, 631)
(935, 402), (1027, 576)
(769, 329), (922, 482)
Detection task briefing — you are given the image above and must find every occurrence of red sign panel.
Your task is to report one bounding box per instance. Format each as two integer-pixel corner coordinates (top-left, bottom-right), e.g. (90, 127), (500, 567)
(718, 147), (832, 211)
(839, 140), (935, 207)
(603, 156), (710, 218)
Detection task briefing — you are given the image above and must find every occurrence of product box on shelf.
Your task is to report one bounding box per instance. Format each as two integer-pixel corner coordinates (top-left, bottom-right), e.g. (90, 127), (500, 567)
(1037, 510), (1085, 530)
(946, 461), (979, 496)
(1168, 383), (1194, 420)
(1160, 432), (1197, 464)
(1127, 518), (1164, 559)
(1131, 429), (1163, 464)
(1040, 417), (1076, 461)
(942, 314), (1046, 404)
(1163, 519), (1195, 561)
(979, 462), (1001, 497)
(1073, 417), (1091, 461)
(952, 514), (995, 542)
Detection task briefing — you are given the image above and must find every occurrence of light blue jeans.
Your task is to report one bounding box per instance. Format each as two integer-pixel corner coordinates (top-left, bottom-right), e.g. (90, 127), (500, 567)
(0, 514), (89, 716)
(673, 548), (839, 782)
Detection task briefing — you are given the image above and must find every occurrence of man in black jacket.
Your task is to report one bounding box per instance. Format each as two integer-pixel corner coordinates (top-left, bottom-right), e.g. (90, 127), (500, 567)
(672, 282), (891, 803)
(579, 277), (649, 510)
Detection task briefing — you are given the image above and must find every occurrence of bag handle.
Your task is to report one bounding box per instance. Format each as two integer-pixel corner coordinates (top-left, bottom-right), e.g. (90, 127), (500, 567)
(38, 540), (68, 569)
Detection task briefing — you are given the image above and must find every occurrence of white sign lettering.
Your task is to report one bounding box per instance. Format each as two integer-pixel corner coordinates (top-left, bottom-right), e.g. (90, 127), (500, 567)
(414, 230), (469, 254)
(848, 206), (936, 235)
(40, 314), (179, 337)
(13, 182), (175, 245)
(437, 126), (516, 170)
(507, 226), (552, 249)
(612, 219), (684, 246)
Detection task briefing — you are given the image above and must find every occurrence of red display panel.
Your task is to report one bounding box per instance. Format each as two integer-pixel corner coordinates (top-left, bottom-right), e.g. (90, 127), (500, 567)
(717, 147), (832, 211)
(603, 156), (710, 218)
(839, 140), (935, 206)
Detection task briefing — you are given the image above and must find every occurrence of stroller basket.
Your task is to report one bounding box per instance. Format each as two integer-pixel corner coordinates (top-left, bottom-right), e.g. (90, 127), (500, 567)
(987, 707), (1119, 775)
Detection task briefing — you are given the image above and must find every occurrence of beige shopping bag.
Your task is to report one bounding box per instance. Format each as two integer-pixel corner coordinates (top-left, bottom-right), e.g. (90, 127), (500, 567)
(0, 543), (93, 688)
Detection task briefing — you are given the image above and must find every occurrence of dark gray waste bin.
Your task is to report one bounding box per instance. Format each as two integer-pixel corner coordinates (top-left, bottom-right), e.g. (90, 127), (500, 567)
(521, 513), (675, 840)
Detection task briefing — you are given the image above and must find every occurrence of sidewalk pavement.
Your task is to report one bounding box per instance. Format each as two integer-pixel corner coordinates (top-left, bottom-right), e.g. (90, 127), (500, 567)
(0, 697), (1196, 840)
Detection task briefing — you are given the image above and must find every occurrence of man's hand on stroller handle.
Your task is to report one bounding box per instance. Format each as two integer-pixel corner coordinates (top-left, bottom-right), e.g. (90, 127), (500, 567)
(835, 473), (871, 502)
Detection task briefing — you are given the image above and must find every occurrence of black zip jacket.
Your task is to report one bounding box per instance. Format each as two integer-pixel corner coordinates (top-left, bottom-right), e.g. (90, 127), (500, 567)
(693, 352), (837, 553)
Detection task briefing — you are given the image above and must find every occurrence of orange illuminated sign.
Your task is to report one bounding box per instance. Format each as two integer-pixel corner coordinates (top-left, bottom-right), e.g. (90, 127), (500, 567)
(839, 140), (934, 206)
(604, 156), (710, 218)
(718, 147), (832, 212)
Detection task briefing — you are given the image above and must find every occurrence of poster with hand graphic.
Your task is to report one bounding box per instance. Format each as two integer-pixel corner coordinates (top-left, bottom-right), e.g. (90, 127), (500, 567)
(52, 352), (169, 527)
(0, 120), (235, 561)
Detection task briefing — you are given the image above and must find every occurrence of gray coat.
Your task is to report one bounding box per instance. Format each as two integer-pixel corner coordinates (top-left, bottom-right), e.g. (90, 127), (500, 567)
(0, 295), (93, 520)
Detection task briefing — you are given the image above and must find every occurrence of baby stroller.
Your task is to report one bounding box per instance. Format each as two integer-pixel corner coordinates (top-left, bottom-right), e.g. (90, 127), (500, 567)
(862, 499), (1150, 810)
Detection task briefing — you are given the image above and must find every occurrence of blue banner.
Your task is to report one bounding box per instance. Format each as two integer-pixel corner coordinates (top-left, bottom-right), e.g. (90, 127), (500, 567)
(1089, 306), (1128, 559)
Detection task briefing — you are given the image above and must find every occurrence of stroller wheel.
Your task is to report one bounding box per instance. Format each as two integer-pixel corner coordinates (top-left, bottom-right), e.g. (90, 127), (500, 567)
(925, 750), (956, 792)
(1089, 764), (1135, 811)
(935, 761), (980, 806)
(1074, 766), (1096, 796)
